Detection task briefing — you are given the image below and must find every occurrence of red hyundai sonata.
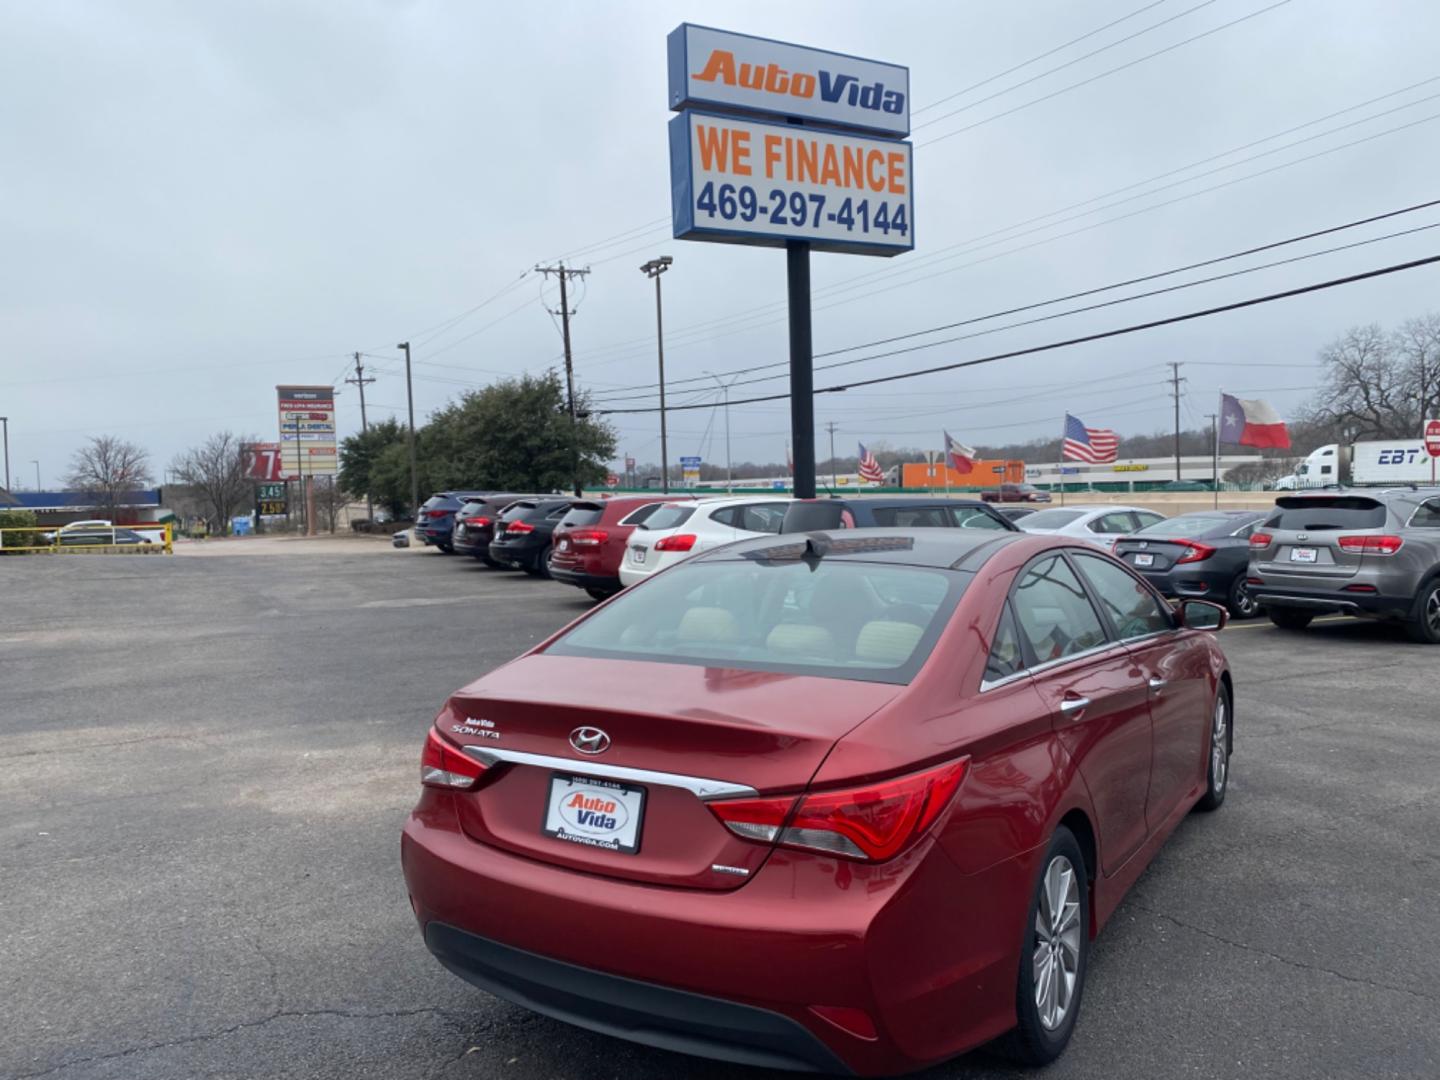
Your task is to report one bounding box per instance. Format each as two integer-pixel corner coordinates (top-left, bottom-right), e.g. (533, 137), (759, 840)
(401, 529), (1234, 1075)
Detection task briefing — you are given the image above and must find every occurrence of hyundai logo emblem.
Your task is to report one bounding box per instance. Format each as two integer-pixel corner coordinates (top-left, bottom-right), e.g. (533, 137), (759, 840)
(569, 726), (611, 755)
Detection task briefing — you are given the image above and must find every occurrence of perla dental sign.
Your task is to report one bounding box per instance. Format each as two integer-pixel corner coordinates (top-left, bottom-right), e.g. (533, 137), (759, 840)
(668, 24), (909, 137)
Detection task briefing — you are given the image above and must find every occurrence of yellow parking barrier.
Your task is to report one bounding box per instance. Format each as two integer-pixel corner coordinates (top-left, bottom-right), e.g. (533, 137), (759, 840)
(0, 523), (172, 555)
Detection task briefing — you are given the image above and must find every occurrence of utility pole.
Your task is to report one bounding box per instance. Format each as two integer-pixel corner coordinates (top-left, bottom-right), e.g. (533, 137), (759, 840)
(346, 352), (377, 523)
(0, 416), (9, 492)
(706, 371), (739, 493)
(31, 460), (40, 491)
(640, 257), (673, 493)
(788, 242), (816, 499)
(535, 262), (591, 496)
(397, 341), (418, 520)
(825, 421), (839, 489)
(1207, 411), (1220, 509)
(1168, 362), (1187, 483)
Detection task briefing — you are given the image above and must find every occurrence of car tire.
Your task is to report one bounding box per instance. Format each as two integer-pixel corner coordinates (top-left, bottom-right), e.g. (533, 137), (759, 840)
(1225, 574), (1260, 620)
(525, 544), (552, 578)
(437, 542), (453, 554)
(1001, 826), (1089, 1067)
(585, 587), (614, 602)
(1194, 683), (1231, 812)
(1267, 607), (1314, 631)
(1405, 578), (1440, 644)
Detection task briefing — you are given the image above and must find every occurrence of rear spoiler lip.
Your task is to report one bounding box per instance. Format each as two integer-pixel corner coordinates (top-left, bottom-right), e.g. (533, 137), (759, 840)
(461, 745), (758, 802)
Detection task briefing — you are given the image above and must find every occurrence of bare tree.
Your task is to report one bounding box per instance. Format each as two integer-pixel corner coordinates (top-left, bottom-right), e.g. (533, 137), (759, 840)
(312, 476), (348, 533)
(169, 432), (253, 535)
(1393, 313), (1440, 427)
(65, 435), (154, 518)
(1306, 323), (1413, 439)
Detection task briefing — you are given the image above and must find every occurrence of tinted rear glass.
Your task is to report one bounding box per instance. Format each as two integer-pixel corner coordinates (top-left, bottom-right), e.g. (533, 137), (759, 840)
(782, 502), (846, 532)
(560, 506), (603, 527)
(547, 559), (965, 685)
(618, 502), (666, 526)
(1269, 497), (1386, 531)
(643, 505), (697, 531)
(1020, 509), (1086, 529)
(1135, 514), (1239, 539)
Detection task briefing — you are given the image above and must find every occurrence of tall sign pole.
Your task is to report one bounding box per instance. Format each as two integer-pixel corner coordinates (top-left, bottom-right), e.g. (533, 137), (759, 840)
(665, 25), (912, 502)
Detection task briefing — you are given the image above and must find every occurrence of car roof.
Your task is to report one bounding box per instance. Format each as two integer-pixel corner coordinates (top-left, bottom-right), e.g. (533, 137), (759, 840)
(798, 495), (992, 508)
(695, 527), (1029, 570)
(686, 494), (792, 507)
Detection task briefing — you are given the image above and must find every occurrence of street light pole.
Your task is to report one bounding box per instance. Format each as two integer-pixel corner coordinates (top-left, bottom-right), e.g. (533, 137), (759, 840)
(0, 416), (9, 492)
(706, 371), (739, 493)
(31, 460), (40, 492)
(640, 256), (674, 493)
(397, 341), (418, 520)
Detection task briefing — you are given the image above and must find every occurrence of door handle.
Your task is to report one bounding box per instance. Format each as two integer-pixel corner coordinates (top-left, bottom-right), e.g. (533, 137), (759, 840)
(1148, 677), (1168, 691)
(1059, 696), (1091, 717)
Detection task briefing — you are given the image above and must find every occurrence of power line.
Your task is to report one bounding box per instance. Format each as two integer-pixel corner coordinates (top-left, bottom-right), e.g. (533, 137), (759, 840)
(588, 200), (1440, 402)
(594, 253), (1440, 414)
(913, 0), (1174, 115)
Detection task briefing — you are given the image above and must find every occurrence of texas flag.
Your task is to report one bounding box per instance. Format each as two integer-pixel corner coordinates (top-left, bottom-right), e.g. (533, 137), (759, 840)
(1220, 394), (1291, 449)
(944, 430), (977, 474)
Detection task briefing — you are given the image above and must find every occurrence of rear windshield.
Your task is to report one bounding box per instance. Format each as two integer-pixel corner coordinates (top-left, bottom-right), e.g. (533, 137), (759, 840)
(560, 506), (603, 528)
(1268, 497), (1386, 531)
(1135, 514), (1239, 539)
(642, 505), (696, 531)
(1020, 509), (1085, 529)
(421, 495), (449, 511)
(547, 559), (966, 685)
(501, 501), (537, 520)
(618, 502), (667, 526)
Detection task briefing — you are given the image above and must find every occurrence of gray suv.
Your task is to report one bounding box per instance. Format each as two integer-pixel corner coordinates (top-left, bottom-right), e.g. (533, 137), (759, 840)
(1248, 489), (1440, 643)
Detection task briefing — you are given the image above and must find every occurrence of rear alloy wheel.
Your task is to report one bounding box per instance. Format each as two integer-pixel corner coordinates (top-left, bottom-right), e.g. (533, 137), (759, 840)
(1267, 607), (1314, 631)
(525, 543), (553, 578)
(1195, 684), (1231, 812)
(1003, 827), (1089, 1066)
(1406, 580), (1440, 644)
(1226, 574), (1260, 619)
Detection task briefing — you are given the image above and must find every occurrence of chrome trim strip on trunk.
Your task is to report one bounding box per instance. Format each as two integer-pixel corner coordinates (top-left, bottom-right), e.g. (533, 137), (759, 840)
(462, 746), (758, 801)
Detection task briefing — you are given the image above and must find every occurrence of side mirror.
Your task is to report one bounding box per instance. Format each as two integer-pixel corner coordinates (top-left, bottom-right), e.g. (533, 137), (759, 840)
(1178, 599), (1227, 632)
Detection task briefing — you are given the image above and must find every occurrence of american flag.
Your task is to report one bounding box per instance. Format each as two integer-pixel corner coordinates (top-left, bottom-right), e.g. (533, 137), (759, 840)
(857, 442), (885, 483)
(1062, 413), (1119, 463)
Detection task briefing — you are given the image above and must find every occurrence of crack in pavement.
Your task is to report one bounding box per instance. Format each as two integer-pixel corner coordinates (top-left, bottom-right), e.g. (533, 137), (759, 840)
(11, 1005), (472, 1080)
(1128, 901), (1434, 1003)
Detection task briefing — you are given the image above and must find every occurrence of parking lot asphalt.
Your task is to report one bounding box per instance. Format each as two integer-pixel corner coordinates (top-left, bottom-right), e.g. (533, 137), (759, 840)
(3, 544), (1437, 1080)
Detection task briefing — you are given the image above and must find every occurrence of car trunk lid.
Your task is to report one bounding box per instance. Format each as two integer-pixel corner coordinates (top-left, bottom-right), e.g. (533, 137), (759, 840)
(438, 654), (901, 890)
(1254, 495), (1388, 580)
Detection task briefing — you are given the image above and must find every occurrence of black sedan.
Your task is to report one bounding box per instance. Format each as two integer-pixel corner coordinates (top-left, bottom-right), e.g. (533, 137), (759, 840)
(1112, 509), (1268, 617)
(487, 497), (584, 577)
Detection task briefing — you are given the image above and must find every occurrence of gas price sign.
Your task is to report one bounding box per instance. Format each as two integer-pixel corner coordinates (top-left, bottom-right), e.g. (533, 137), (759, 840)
(669, 111), (912, 255)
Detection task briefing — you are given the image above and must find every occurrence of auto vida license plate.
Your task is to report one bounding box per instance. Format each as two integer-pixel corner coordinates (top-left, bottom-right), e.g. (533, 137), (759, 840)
(1290, 547), (1319, 563)
(1133, 553), (1155, 567)
(542, 774), (645, 854)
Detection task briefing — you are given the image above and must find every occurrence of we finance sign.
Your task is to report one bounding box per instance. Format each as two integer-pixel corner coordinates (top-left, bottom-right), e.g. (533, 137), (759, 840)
(669, 111), (913, 256)
(668, 25), (909, 137)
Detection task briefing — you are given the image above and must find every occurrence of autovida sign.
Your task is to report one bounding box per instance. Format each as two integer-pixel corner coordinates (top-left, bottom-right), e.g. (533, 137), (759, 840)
(667, 24), (913, 257)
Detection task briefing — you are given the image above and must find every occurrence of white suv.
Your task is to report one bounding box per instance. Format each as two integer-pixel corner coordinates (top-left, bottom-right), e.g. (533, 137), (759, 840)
(618, 495), (791, 587)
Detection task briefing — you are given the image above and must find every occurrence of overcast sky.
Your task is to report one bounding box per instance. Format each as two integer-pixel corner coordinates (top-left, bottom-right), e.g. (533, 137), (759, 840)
(5, 0), (1440, 487)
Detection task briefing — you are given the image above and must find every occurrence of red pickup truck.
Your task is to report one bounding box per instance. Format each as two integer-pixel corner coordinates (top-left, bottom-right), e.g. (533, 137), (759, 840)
(980, 482), (1052, 504)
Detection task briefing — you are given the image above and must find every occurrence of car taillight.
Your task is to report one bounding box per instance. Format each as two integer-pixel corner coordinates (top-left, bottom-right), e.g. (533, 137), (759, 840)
(1249, 532), (1274, 549)
(420, 729), (486, 790)
(708, 759), (969, 862)
(1337, 534), (1403, 555)
(654, 533), (697, 552)
(569, 528), (609, 547)
(463, 515), (491, 527)
(1174, 541), (1217, 564)
(505, 520), (536, 535)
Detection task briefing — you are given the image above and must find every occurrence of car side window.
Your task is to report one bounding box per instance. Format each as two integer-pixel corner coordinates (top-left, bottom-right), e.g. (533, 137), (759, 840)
(1410, 500), (1440, 528)
(737, 504), (788, 533)
(1231, 521), (1257, 539)
(872, 506), (949, 527)
(1088, 512), (1129, 534)
(1072, 554), (1173, 640)
(709, 506), (741, 528)
(983, 603), (1026, 685)
(1011, 555), (1108, 663)
(1133, 512), (1165, 530)
(620, 503), (663, 527)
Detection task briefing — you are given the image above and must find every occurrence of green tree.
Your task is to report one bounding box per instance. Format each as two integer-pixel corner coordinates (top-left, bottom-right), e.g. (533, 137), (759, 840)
(339, 418), (415, 518)
(423, 372), (616, 493)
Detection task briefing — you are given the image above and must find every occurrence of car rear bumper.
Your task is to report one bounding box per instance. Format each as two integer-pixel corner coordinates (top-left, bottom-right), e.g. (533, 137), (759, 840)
(1135, 566), (1232, 600)
(548, 563), (619, 593)
(401, 797), (1024, 1076)
(488, 541), (541, 569)
(424, 922), (851, 1074)
(1248, 580), (1414, 618)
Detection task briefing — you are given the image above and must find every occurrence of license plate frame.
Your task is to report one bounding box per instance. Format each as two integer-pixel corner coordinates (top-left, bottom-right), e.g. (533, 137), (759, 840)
(1289, 547), (1319, 563)
(542, 773), (646, 855)
(630, 546), (647, 564)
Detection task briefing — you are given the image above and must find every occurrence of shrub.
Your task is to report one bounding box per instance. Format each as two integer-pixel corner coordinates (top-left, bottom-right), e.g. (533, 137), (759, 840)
(0, 508), (40, 551)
